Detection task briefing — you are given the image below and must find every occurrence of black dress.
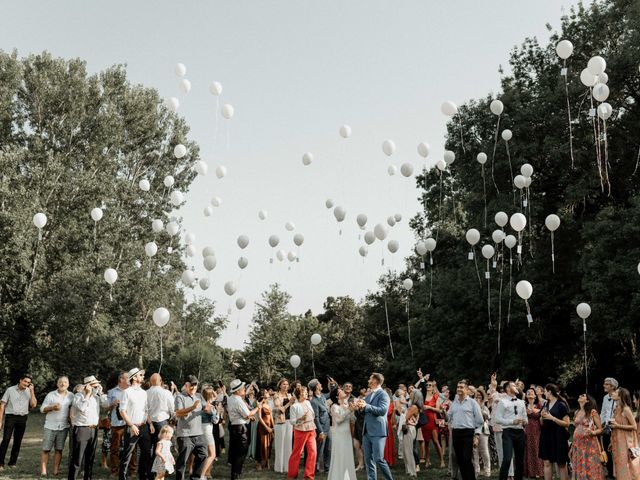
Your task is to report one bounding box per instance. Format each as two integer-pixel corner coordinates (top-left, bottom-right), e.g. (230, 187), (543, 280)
(538, 400), (570, 464)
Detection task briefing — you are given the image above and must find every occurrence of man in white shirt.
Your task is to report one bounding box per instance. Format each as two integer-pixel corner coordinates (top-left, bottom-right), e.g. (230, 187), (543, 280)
(600, 377), (618, 478)
(108, 371), (137, 476)
(40, 376), (73, 477)
(146, 373), (174, 468)
(118, 367), (153, 480)
(68, 375), (108, 480)
(227, 379), (259, 480)
(493, 381), (528, 480)
(0, 373), (37, 469)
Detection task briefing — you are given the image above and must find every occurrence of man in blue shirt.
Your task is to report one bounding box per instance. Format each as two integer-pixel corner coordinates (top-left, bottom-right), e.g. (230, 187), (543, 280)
(447, 379), (483, 480)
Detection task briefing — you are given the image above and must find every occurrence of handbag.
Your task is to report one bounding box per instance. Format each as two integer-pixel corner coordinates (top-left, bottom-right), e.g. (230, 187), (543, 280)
(629, 447), (640, 459)
(596, 437), (608, 465)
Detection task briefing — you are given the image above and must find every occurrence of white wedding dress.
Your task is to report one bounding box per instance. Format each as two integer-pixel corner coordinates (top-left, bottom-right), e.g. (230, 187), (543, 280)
(327, 403), (357, 480)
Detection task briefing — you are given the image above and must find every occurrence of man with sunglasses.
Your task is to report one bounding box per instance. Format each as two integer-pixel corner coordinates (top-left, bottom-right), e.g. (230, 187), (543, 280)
(494, 381), (528, 480)
(0, 374), (37, 469)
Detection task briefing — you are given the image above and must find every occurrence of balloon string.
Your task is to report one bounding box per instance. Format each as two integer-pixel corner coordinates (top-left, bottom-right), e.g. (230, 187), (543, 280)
(449, 169), (458, 224)
(436, 171), (443, 243)
(505, 140), (515, 206)
(490, 115), (501, 194)
(507, 249), (513, 325)
(633, 145), (640, 176)
(427, 252), (434, 308)
(602, 119), (610, 196)
(481, 164), (487, 229)
(384, 298), (394, 359)
(473, 248), (482, 288)
(551, 231), (555, 274)
(158, 331), (163, 376)
(214, 97), (220, 144)
(93, 222), (97, 246)
(486, 259), (491, 328)
(562, 60), (575, 168)
(590, 89), (605, 192)
(527, 187), (533, 259)
(498, 248), (504, 354)
(311, 345), (316, 379)
(109, 284), (113, 302)
(583, 320), (588, 393)
(458, 115), (466, 154)
(407, 299), (413, 359)
(525, 299), (532, 327)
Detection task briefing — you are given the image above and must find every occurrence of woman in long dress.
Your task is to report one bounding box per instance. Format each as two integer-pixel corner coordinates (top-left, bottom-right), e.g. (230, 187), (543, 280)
(523, 388), (544, 478)
(384, 387), (396, 467)
(327, 387), (357, 480)
(610, 388), (640, 480)
(569, 393), (605, 480)
(257, 389), (274, 470)
(539, 384), (570, 480)
(273, 378), (293, 473)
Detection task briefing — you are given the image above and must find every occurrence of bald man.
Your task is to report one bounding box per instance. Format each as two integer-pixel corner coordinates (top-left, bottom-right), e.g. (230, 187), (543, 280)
(146, 374), (175, 467)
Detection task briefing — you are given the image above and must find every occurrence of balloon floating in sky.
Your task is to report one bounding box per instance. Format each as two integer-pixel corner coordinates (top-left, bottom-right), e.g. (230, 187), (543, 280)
(151, 219), (164, 233)
(203, 256), (217, 271)
(400, 163), (414, 177)
(441, 101), (458, 117)
(170, 190), (184, 206)
(179, 79), (191, 94)
(290, 355), (301, 368)
(417, 142), (430, 158)
(215, 165), (227, 179)
(104, 268), (118, 285)
(222, 104), (234, 119)
(311, 333), (322, 345)
(501, 129), (513, 141)
(236, 297), (246, 310)
(388, 240), (399, 253)
(444, 150), (455, 165)
(238, 257), (249, 269)
(356, 214), (368, 229)
(387, 165), (397, 176)
(587, 55), (607, 76)
(576, 303), (591, 320)
(477, 152), (487, 165)
(166, 97), (179, 113)
(224, 281), (238, 296)
(209, 81), (223, 96)
(211, 196), (222, 207)
(175, 63), (186, 77)
(237, 235), (250, 249)
(465, 229), (480, 246)
(339, 125), (352, 138)
(153, 307), (170, 327)
(293, 233), (304, 247)
(333, 206), (346, 222)
(490, 99), (504, 116)
(382, 139), (396, 157)
(164, 175), (175, 188)
(199, 277), (210, 290)
(194, 160), (208, 176)
(174, 144), (187, 159)
(181, 270), (196, 286)
(268, 235), (280, 248)
(374, 223), (388, 241)
(364, 231), (375, 245)
(359, 245), (368, 257)
(139, 179), (150, 192)
(403, 278), (413, 290)
(90, 207), (103, 222)
(516, 280), (533, 300)
(555, 40), (574, 60)
(285, 222), (295, 231)
(258, 210), (268, 220)
(325, 199), (334, 209)
(495, 211), (508, 227)
(302, 152), (313, 166)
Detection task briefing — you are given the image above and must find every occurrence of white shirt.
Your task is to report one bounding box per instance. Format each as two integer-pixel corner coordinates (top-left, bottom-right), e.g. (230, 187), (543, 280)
(227, 394), (251, 425)
(289, 400), (315, 426)
(494, 396), (528, 430)
(1, 385), (31, 416)
(72, 392), (107, 426)
(107, 386), (127, 427)
(600, 394), (616, 425)
(120, 385), (148, 425)
(40, 390), (73, 430)
(147, 386), (175, 422)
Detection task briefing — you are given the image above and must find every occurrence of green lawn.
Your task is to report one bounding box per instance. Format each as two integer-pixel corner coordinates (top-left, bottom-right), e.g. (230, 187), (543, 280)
(0, 413), (500, 479)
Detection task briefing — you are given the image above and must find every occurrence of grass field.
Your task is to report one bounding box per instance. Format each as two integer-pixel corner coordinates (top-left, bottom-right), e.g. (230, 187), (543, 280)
(0, 413), (501, 479)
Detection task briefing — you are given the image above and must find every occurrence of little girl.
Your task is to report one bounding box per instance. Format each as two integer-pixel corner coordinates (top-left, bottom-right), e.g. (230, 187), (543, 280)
(152, 425), (175, 479)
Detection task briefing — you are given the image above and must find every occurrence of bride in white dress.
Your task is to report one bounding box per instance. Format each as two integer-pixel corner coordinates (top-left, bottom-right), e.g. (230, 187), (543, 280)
(327, 387), (357, 480)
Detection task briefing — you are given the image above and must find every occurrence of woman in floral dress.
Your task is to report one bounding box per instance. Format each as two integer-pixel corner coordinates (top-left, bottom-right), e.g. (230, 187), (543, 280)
(610, 388), (640, 480)
(570, 393), (605, 480)
(524, 388), (544, 478)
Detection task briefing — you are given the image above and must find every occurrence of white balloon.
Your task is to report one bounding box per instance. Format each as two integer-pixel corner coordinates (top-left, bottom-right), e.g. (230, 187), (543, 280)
(166, 96), (179, 113)
(333, 206), (346, 222)
(515, 280), (533, 300)
(382, 139), (396, 157)
(466, 228), (480, 246)
(441, 101), (458, 117)
(90, 208), (103, 222)
(199, 277), (211, 290)
(237, 235), (250, 249)
(276, 250), (286, 261)
(545, 214), (561, 232)
(504, 235), (517, 249)
(203, 206), (213, 217)
(514, 175), (527, 189)
(425, 238), (437, 252)
(302, 152), (313, 166)
(222, 104), (234, 119)
(236, 297), (246, 310)
(492, 230), (505, 244)
(597, 102), (613, 120)
(495, 212), (508, 227)
(403, 278), (414, 290)
(416, 241), (427, 256)
(474, 153), (487, 165)
(501, 129), (513, 141)
(211, 196), (222, 207)
(481, 244), (495, 259)
(339, 125), (352, 138)
(184, 232), (196, 245)
(166, 221), (179, 236)
(587, 56), (607, 76)
(175, 63), (187, 77)
(387, 216), (396, 227)
(202, 246), (215, 257)
(258, 210), (268, 220)
(580, 68), (598, 87)
(417, 142), (430, 158)
(359, 245), (369, 257)
(194, 160), (208, 176)
(576, 302), (591, 320)
(144, 242), (158, 257)
(325, 199), (334, 209)
(444, 150), (455, 165)
(592, 83), (610, 102)
(400, 163), (414, 177)
(215, 165), (227, 179)
(510, 213), (527, 232)
(598, 72), (609, 84)
(181, 270), (196, 286)
(290, 355), (301, 368)
(521, 163), (533, 178)
(388, 239), (399, 253)
(139, 179), (150, 192)
(524, 176), (532, 188)
(364, 231), (376, 245)
(287, 251), (297, 262)
(435, 159), (446, 171)
(152, 307), (170, 327)
(179, 79), (191, 94)
(285, 221), (295, 231)
(356, 214), (368, 228)
(387, 165), (397, 176)
(374, 223), (388, 241)
(394, 213), (402, 223)
(209, 81), (223, 96)
(238, 257), (249, 269)
(555, 40), (574, 60)
(151, 219), (164, 233)
(170, 190), (184, 206)
(311, 333), (322, 345)
(174, 144), (187, 158)
(490, 99), (504, 115)
(186, 245), (196, 257)
(103, 268), (118, 285)
(163, 175), (175, 187)
(293, 233), (305, 247)
(224, 281), (238, 296)
(268, 235), (280, 248)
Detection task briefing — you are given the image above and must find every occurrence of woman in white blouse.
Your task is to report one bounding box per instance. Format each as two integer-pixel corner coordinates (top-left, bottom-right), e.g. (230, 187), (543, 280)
(287, 386), (316, 479)
(327, 387), (357, 480)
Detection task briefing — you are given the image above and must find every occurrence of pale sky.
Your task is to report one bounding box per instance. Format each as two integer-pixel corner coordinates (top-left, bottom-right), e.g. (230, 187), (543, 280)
(1, 0), (581, 349)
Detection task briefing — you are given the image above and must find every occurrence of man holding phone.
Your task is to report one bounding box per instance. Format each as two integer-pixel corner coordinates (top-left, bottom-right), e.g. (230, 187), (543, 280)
(0, 373), (37, 470)
(494, 381), (528, 480)
(600, 377), (618, 478)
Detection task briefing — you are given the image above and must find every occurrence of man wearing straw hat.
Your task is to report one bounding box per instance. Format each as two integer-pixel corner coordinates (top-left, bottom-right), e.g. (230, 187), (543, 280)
(227, 379), (259, 480)
(68, 375), (108, 480)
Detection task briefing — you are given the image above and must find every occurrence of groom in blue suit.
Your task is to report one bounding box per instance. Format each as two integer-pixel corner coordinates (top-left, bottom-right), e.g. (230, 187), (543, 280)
(356, 372), (393, 480)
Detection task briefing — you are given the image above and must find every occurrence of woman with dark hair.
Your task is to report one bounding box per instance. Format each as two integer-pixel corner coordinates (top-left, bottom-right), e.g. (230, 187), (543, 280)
(634, 391), (640, 434)
(610, 387), (640, 480)
(384, 387), (396, 467)
(256, 389), (274, 470)
(402, 389), (421, 477)
(273, 378), (293, 473)
(539, 383), (570, 480)
(327, 387), (356, 480)
(523, 388), (544, 478)
(287, 386), (316, 479)
(570, 393), (605, 480)
(245, 384), (259, 463)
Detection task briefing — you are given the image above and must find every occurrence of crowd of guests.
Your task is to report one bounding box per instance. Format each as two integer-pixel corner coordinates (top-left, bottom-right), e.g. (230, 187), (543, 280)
(1, 369), (640, 480)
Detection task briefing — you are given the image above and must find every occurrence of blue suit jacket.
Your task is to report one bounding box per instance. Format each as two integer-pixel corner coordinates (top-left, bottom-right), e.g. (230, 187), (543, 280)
(362, 388), (389, 438)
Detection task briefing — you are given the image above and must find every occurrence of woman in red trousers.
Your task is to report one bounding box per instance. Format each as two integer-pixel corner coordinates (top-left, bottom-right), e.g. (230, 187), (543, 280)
(288, 386), (317, 480)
